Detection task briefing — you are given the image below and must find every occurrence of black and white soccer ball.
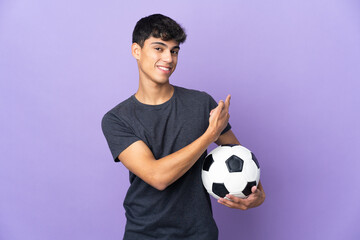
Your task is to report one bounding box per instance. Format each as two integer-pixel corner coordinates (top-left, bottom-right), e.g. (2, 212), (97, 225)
(202, 144), (260, 199)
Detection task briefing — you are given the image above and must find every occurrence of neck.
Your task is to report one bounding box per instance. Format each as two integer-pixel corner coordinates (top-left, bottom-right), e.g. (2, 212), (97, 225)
(135, 82), (174, 105)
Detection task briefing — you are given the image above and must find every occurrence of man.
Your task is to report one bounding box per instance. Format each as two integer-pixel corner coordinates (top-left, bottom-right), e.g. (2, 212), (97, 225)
(102, 14), (265, 240)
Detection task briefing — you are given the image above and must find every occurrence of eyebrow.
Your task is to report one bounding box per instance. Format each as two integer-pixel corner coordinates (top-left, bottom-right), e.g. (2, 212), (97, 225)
(151, 41), (180, 50)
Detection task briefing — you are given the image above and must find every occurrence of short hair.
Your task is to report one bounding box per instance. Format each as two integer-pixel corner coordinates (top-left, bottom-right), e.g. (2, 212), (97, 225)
(132, 14), (187, 47)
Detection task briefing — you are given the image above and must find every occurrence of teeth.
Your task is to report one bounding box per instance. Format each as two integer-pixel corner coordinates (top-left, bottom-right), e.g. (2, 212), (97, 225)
(158, 66), (170, 71)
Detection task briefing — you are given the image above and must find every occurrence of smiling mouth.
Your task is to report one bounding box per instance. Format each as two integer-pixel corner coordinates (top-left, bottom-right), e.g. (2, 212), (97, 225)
(157, 66), (172, 72)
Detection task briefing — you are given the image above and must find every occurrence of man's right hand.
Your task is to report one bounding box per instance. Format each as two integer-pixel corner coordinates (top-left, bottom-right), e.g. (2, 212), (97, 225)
(207, 95), (231, 142)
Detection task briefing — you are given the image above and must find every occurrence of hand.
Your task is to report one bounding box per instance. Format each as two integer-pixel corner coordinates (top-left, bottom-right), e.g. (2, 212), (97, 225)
(207, 95), (231, 142)
(217, 183), (265, 210)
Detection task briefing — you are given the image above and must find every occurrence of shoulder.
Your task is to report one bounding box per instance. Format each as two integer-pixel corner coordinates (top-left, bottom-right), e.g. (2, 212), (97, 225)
(102, 96), (134, 128)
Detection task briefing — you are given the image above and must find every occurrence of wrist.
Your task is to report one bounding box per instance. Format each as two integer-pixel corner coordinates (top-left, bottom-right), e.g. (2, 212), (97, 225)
(203, 128), (219, 144)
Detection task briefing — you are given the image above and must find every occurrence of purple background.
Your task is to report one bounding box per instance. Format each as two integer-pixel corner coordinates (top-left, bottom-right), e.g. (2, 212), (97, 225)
(1, 0), (359, 239)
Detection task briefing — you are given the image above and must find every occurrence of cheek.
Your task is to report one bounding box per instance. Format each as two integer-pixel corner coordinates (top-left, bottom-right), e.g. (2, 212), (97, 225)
(142, 51), (157, 62)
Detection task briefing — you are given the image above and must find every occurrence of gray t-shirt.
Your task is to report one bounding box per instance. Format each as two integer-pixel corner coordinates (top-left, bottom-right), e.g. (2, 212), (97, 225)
(102, 86), (231, 240)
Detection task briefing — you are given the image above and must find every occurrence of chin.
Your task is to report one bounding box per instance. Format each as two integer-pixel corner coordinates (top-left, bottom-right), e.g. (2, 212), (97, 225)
(153, 76), (171, 85)
(155, 79), (170, 86)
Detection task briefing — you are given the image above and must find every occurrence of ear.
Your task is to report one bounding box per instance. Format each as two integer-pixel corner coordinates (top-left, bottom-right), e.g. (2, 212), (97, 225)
(131, 43), (141, 60)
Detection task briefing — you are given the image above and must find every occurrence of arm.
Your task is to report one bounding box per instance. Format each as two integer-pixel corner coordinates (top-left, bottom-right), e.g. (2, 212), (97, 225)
(118, 95), (231, 191)
(216, 129), (266, 210)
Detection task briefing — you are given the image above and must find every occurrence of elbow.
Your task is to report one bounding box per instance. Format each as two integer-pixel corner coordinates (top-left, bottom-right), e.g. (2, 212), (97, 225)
(143, 164), (174, 191)
(149, 174), (170, 191)
(151, 178), (169, 191)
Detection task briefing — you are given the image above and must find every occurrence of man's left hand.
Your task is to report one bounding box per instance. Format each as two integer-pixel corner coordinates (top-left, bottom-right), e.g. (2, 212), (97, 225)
(217, 184), (265, 210)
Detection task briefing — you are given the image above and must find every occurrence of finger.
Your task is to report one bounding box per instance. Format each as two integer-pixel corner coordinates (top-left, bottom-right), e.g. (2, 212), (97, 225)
(210, 102), (223, 118)
(218, 198), (236, 208)
(224, 94), (231, 111)
(225, 194), (240, 203)
(218, 100), (224, 109)
(243, 186), (258, 200)
(218, 197), (246, 210)
(225, 194), (250, 207)
(243, 186), (262, 206)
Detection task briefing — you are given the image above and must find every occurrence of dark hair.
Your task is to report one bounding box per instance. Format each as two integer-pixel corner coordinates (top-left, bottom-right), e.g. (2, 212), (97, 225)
(132, 14), (187, 47)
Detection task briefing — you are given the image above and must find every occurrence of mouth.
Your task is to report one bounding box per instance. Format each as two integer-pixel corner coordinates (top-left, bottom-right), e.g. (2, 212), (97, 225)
(157, 65), (172, 73)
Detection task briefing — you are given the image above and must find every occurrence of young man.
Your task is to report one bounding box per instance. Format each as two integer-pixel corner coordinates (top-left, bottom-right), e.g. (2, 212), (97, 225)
(102, 14), (265, 240)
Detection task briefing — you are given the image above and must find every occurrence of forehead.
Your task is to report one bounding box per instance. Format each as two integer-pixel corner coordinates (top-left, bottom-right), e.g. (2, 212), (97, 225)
(144, 37), (179, 48)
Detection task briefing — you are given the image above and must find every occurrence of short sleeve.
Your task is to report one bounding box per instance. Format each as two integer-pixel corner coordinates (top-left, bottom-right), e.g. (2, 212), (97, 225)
(208, 93), (232, 135)
(101, 112), (140, 162)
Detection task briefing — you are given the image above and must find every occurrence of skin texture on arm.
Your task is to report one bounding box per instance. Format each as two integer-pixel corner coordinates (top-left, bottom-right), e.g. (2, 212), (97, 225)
(118, 95), (231, 191)
(216, 130), (266, 210)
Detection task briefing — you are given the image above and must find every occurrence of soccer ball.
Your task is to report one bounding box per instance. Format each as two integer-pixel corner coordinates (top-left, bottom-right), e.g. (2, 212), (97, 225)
(202, 144), (260, 199)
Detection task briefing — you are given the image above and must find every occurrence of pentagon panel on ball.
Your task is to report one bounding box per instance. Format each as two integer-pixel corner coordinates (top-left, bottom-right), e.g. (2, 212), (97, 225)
(201, 145), (260, 199)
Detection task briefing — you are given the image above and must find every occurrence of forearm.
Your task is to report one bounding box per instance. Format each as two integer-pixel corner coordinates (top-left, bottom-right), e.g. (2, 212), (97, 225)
(215, 129), (240, 146)
(153, 130), (216, 190)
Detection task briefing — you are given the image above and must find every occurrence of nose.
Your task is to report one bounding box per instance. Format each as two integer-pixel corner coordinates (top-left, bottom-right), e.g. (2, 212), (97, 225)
(162, 50), (173, 63)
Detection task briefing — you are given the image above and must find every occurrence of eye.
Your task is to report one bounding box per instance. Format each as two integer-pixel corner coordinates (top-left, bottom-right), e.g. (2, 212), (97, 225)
(154, 47), (162, 51)
(171, 50), (179, 55)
